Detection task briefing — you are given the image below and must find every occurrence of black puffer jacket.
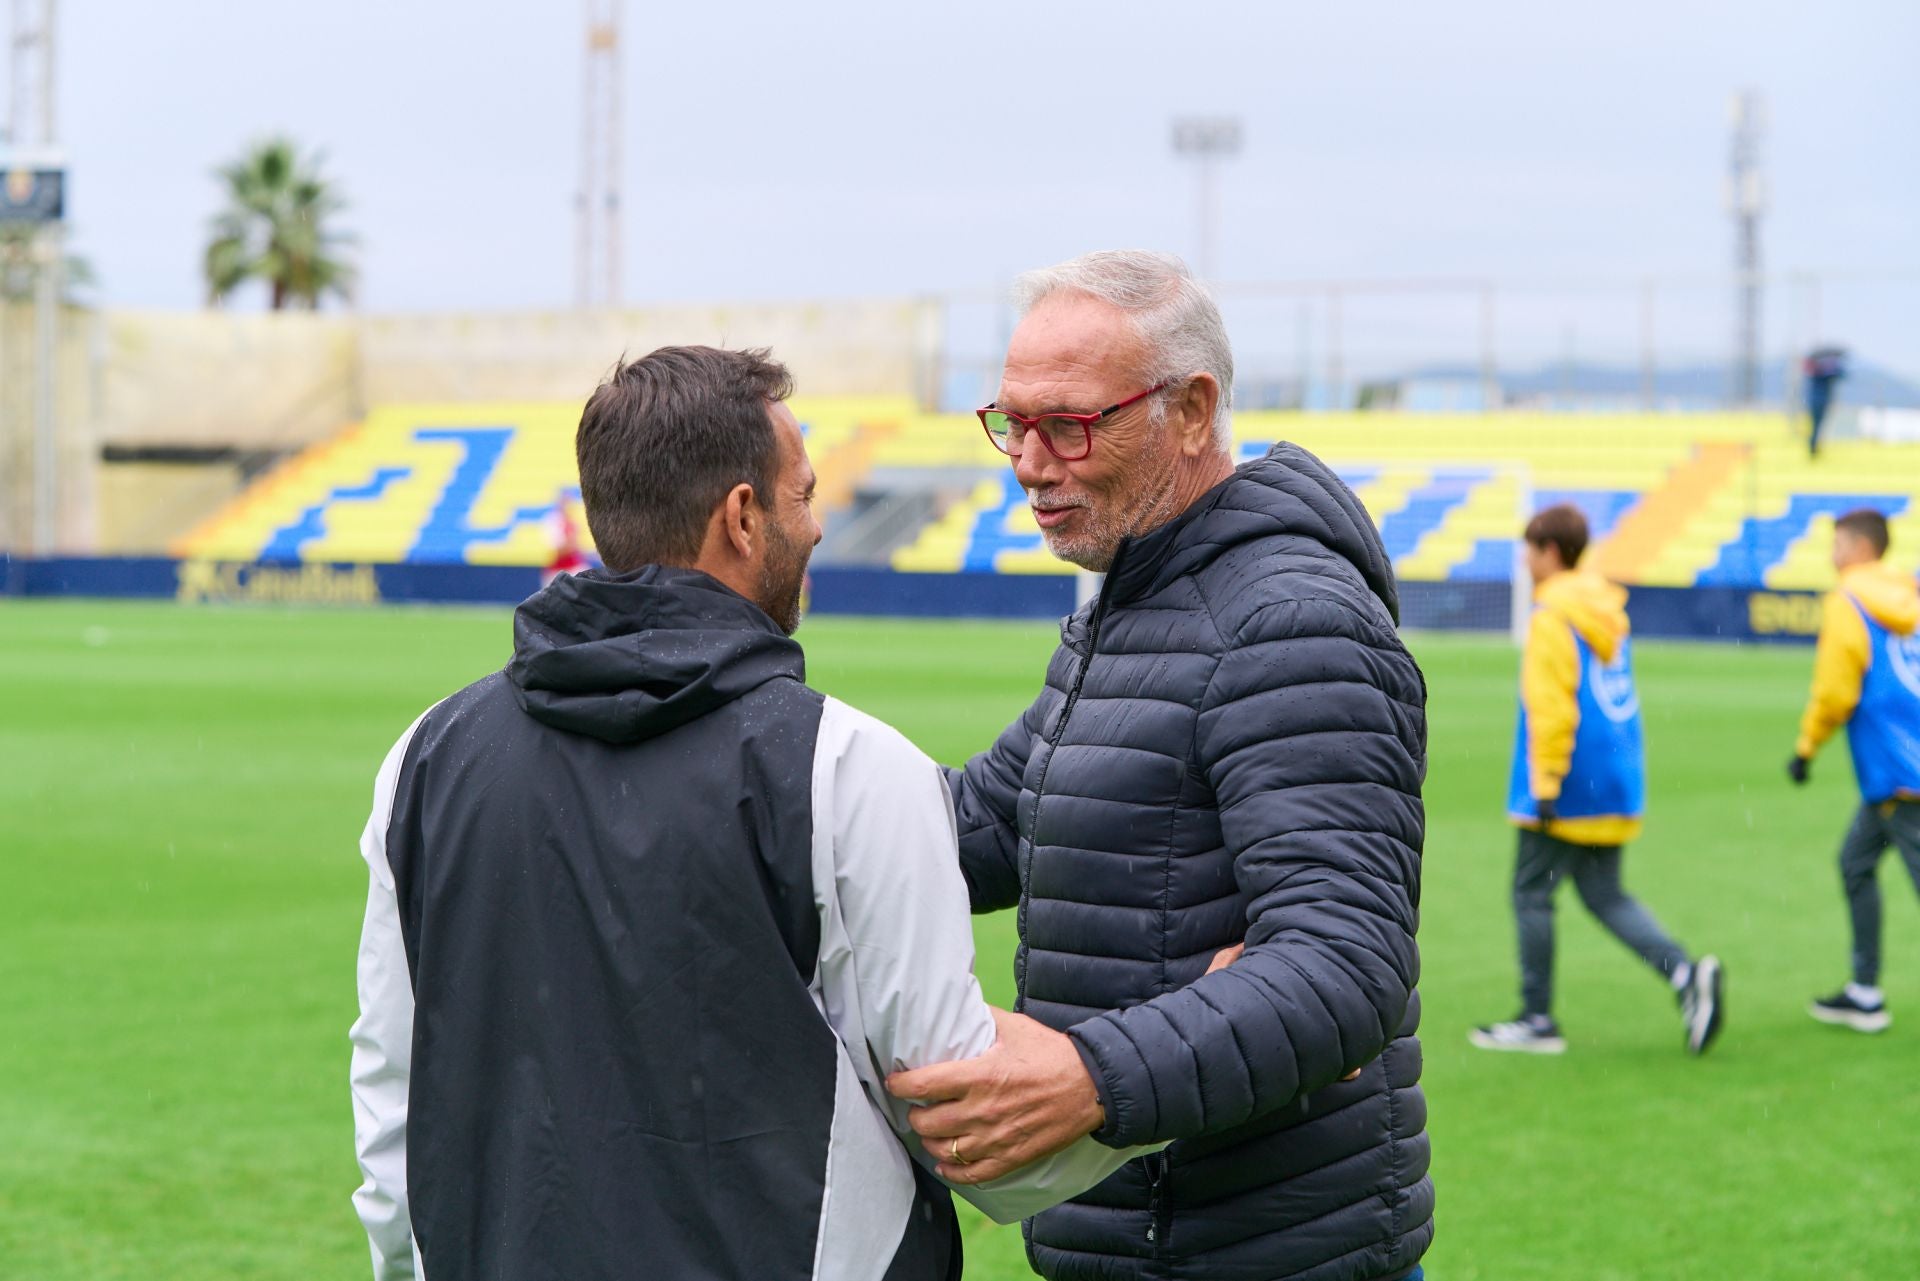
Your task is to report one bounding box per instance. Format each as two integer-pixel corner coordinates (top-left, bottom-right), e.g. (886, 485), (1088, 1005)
(951, 443), (1432, 1281)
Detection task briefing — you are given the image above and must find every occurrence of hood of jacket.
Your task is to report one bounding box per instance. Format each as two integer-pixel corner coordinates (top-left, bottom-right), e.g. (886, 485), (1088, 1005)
(507, 566), (803, 744)
(1097, 441), (1400, 624)
(1536, 569), (1630, 661)
(1840, 560), (1920, 636)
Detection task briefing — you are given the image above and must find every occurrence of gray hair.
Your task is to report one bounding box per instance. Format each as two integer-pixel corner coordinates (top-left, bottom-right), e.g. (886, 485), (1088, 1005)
(1011, 249), (1235, 449)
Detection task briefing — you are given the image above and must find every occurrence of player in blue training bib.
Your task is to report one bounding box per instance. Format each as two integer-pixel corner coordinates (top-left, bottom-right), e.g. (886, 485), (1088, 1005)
(1473, 503), (1724, 1057)
(1790, 508), (1920, 1033)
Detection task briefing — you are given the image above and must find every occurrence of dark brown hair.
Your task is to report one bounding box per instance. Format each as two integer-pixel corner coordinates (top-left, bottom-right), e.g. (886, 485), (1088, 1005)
(1834, 508), (1890, 557)
(1524, 503), (1589, 569)
(575, 346), (794, 572)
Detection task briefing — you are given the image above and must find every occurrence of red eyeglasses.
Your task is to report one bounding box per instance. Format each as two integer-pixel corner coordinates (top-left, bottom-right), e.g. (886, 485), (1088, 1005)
(977, 382), (1169, 461)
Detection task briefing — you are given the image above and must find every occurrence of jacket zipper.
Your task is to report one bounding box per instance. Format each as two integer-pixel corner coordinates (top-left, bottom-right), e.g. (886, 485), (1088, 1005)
(1051, 565), (1118, 740)
(1024, 557), (1160, 1248)
(1144, 1151), (1171, 1249)
(1017, 558), (1122, 1009)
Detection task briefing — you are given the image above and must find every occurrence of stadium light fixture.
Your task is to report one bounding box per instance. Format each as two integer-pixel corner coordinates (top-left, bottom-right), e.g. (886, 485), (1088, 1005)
(1171, 116), (1242, 282)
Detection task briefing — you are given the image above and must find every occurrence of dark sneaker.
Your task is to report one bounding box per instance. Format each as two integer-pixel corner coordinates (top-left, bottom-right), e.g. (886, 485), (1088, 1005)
(1469, 1015), (1566, 1054)
(1810, 989), (1891, 1033)
(1682, 954), (1725, 1055)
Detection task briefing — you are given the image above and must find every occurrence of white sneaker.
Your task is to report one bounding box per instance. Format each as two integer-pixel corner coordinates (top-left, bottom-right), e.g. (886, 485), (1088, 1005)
(1469, 1016), (1566, 1054)
(1809, 989), (1891, 1033)
(1682, 954), (1726, 1055)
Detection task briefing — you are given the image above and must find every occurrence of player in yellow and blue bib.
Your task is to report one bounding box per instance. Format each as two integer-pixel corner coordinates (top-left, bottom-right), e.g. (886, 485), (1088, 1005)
(1505, 626), (1645, 830)
(1471, 504), (1725, 1057)
(1790, 508), (1920, 1033)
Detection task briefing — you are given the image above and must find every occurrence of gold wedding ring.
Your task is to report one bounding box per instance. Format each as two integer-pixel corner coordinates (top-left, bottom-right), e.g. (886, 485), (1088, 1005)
(949, 1137), (969, 1165)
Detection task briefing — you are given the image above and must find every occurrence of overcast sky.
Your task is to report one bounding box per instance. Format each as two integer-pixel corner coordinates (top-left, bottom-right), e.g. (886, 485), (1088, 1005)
(41, 0), (1920, 375)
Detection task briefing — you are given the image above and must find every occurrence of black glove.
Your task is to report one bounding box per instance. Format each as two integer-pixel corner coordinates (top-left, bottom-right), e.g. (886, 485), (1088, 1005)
(1788, 755), (1811, 786)
(1535, 797), (1558, 834)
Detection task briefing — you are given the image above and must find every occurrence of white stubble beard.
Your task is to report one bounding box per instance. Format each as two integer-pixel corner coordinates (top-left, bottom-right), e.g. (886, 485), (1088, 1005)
(1029, 439), (1183, 572)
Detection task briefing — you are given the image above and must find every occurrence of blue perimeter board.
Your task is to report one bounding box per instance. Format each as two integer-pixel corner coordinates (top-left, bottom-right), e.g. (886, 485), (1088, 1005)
(3, 557), (1830, 645)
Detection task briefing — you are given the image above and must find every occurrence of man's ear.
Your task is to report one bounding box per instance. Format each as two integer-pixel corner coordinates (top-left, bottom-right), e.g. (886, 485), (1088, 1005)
(1176, 374), (1221, 457)
(721, 482), (758, 560)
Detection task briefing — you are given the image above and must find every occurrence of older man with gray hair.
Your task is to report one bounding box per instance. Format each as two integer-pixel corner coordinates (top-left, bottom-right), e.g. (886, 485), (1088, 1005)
(887, 252), (1432, 1281)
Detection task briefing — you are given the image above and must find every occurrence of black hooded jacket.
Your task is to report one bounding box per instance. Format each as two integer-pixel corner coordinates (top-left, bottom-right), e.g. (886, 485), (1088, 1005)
(950, 443), (1433, 1281)
(359, 567), (964, 1281)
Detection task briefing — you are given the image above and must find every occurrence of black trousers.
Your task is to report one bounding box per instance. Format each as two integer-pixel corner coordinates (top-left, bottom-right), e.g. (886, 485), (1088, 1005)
(1837, 800), (1920, 986)
(1513, 828), (1689, 1018)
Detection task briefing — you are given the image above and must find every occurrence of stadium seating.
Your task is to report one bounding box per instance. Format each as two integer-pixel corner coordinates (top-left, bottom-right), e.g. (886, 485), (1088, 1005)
(176, 398), (910, 566)
(876, 412), (1920, 585)
(178, 405), (1920, 587)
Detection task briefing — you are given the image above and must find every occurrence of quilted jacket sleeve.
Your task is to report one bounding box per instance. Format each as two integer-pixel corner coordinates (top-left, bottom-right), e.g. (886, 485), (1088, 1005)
(946, 688), (1049, 914)
(1067, 598), (1425, 1148)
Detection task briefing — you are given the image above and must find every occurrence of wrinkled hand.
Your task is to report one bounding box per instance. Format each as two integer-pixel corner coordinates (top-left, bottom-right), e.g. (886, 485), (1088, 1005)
(885, 1007), (1105, 1185)
(1788, 755), (1810, 786)
(1203, 942), (1362, 1081)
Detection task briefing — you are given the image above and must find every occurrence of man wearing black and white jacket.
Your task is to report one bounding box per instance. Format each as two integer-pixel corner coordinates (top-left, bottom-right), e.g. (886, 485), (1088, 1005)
(349, 347), (1152, 1281)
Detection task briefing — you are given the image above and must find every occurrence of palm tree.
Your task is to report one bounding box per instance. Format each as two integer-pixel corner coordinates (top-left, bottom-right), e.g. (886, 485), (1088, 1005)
(205, 137), (354, 309)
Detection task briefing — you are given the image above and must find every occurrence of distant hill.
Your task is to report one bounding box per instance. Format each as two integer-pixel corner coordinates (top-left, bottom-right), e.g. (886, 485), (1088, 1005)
(1410, 359), (1920, 409)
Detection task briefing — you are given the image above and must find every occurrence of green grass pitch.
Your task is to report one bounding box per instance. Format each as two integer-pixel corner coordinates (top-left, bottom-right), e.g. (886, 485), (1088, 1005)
(2, 599), (1916, 1279)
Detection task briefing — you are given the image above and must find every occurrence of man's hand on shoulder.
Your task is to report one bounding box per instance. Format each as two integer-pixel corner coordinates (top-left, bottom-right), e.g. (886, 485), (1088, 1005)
(884, 1007), (1105, 1186)
(1205, 942), (1245, 974)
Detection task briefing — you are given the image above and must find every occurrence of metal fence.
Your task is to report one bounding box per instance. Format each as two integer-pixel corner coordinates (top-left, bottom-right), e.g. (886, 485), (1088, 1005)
(929, 268), (1920, 416)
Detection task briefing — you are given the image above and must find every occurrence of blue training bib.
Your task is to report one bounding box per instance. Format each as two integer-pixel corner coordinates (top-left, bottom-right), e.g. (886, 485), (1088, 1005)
(1508, 627), (1646, 822)
(1846, 599), (1920, 803)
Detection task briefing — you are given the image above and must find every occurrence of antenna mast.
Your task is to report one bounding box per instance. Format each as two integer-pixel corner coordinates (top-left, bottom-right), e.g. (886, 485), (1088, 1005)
(575, 1), (622, 308)
(4, 0), (62, 552)
(1727, 90), (1766, 406)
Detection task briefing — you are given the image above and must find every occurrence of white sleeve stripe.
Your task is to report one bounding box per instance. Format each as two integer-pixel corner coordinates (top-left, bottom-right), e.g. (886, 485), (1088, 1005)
(818, 696), (996, 1073)
(809, 696), (1156, 1230)
(351, 712), (431, 1281)
(808, 698), (919, 1281)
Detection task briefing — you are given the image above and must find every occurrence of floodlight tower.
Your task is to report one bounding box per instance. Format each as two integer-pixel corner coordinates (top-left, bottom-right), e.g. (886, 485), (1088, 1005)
(8, 0), (56, 148)
(575, 0), (622, 308)
(4, 0), (62, 552)
(1727, 90), (1766, 406)
(1171, 116), (1242, 282)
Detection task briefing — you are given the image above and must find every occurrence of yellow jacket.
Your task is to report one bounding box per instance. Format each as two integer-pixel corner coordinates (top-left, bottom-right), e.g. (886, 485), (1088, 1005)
(1516, 570), (1642, 845)
(1796, 560), (1920, 759)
